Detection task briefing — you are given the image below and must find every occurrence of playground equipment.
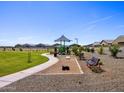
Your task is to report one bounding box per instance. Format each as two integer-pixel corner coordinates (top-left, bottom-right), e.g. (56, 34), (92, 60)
(54, 35), (71, 55)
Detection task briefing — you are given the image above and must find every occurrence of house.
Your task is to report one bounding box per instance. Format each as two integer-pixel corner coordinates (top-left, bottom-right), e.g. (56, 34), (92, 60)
(100, 40), (113, 46)
(92, 42), (101, 47)
(84, 42), (100, 48)
(113, 35), (124, 47)
(83, 44), (93, 48)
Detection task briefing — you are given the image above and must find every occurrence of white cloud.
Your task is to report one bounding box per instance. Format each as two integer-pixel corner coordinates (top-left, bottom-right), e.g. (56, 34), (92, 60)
(0, 39), (14, 46)
(117, 25), (124, 28)
(16, 36), (36, 44)
(83, 25), (96, 32)
(88, 15), (112, 25)
(17, 36), (33, 41)
(0, 36), (35, 46)
(0, 39), (8, 42)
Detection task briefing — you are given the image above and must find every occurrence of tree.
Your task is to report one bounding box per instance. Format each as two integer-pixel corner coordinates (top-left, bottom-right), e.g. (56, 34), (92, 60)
(27, 46), (32, 63)
(28, 51), (32, 63)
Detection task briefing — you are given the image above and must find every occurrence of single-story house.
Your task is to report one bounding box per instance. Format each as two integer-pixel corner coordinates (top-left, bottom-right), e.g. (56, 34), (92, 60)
(100, 40), (113, 46)
(92, 42), (101, 47)
(84, 42), (101, 47)
(113, 35), (124, 47)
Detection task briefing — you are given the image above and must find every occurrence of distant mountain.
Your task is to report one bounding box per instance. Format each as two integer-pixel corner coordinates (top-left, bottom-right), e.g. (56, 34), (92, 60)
(15, 44), (33, 48)
(15, 43), (51, 48)
(35, 43), (46, 48)
(0, 46), (14, 48)
(69, 44), (81, 47)
(51, 43), (61, 47)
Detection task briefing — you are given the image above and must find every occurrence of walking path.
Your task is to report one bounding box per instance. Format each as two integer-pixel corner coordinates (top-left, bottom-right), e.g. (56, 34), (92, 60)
(0, 53), (59, 88)
(1, 52), (124, 91)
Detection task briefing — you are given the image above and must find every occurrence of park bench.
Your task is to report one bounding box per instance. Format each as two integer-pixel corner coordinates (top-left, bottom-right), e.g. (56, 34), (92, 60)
(86, 57), (100, 68)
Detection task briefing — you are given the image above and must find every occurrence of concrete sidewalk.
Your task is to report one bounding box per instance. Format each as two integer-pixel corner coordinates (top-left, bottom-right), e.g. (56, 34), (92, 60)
(0, 53), (59, 88)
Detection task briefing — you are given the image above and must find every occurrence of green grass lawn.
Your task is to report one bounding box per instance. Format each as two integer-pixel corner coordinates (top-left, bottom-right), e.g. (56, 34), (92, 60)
(0, 51), (48, 77)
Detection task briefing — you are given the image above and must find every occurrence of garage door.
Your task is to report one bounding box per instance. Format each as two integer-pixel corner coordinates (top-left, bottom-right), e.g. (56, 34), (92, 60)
(118, 42), (124, 47)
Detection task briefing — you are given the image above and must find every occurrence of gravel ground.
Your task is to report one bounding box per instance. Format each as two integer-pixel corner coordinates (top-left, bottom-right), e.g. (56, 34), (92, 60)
(0, 52), (124, 92)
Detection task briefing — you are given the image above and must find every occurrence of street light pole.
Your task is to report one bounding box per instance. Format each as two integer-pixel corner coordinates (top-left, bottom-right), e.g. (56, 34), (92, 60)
(75, 38), (78, 44)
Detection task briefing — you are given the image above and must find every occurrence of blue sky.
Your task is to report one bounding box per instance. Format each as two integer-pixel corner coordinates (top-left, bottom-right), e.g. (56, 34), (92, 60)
(0, 1), (124, 46)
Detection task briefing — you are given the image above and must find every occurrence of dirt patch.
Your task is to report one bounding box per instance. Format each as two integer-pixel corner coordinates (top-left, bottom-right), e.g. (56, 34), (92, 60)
(35, 55), (83, 75)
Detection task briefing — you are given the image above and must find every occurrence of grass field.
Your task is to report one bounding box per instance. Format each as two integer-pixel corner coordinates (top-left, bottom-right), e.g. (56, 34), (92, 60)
(0, 51), (49, 77)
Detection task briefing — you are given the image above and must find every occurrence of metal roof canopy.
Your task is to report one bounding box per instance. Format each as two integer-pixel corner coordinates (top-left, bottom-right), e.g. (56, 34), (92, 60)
(54, 35), (71, 42)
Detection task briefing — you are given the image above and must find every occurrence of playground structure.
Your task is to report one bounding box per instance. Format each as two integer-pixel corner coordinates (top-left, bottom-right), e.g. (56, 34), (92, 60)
(54, 35), (71, 55)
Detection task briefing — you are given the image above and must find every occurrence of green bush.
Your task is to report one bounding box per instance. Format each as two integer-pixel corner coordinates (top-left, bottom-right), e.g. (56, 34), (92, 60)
(59, 46), (65, 53)
(12, 48), (15, 51)
(84, 47), (90, 52)
(3, 48), (6, 51)
(91, 48), (95, 53)
(79, 46), (84, 53)
(98, 46), (104, 55)
(72, 46), (79, 56)
(19, 48), (23, 51)
(109, 45), (120, 57)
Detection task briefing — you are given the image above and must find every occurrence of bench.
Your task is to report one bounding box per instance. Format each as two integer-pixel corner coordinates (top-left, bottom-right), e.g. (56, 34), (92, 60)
(86, 57), (100, 68)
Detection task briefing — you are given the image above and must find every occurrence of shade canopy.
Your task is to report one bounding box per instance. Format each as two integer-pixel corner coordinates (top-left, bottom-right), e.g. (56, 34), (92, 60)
(54, 35), (71, 42)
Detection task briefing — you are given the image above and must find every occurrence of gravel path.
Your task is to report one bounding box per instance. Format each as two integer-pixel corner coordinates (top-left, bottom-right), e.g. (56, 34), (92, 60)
(0, 53), (124, 92)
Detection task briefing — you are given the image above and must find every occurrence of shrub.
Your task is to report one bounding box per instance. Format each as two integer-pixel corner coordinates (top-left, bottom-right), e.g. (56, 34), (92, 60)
(90, 66), (104, 73)
(59, 46), (65, 53)
(3, 48), (6, 51)
(99, 61), (103, 66)
(85, 47), (90, 52)
(79, 46), (84, 53)
(12, 48), (15, 51)
(109, 44), (120, 58)
(72, 46), (79, 56)
(91, 48), (95, 53)
(98, 46), (104, 55)
(90, 62), (104, 73)
(19, 48), (23, 51)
